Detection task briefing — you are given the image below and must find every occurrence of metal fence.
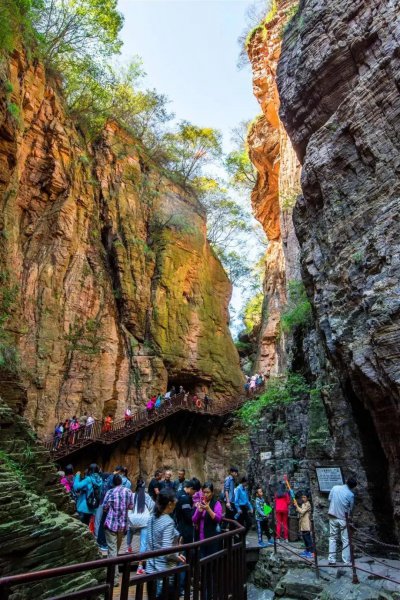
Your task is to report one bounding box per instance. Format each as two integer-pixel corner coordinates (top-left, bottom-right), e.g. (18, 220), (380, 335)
(0, 519), (247, 600)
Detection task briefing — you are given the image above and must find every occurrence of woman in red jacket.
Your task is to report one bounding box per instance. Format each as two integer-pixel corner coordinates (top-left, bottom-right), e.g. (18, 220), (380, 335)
(275, 482), (291, 541)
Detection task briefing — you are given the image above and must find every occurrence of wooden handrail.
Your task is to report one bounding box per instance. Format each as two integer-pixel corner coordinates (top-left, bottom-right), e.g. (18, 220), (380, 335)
(43, 383), (266, 460)
(0, 519), (247, 600)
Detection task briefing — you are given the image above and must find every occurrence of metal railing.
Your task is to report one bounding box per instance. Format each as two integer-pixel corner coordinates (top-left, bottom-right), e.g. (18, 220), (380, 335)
(0, 519), (247, 600)
(44, 383), (266, 460)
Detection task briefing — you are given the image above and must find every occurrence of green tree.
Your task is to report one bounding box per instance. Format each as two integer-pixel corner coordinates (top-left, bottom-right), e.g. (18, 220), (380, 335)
(225, 121), (257, 191)
(33, 0), (123, 64)
(215, 249), (251, 286)
(195, 178), (252, 249)
(242, 292), (264, 332)
(163, 121), (223, 185)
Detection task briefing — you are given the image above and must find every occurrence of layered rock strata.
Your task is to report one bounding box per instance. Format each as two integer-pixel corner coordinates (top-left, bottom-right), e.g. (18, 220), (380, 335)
(246, 0), (384, 541)
(0, 50), (243, 436)
(278, 0), (400, 535)
(246, 0), (301, 376)
(0, 396), (100, 597)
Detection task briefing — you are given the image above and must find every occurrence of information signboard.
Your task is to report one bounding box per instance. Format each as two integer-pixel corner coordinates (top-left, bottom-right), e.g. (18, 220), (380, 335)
(315, 466), (344, 493)
(260, 451), (272, 461)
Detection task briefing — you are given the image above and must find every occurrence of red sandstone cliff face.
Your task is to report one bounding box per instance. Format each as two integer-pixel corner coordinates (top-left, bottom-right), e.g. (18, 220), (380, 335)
(0, 50), (243, 436)
(246, 0), (301, 375)
(277, 0), (400, 534)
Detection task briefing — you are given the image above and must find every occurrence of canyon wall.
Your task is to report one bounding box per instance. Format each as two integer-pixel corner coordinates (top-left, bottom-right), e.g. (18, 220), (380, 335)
(277, 0), (400, 535)
(246, 0), (301, 376)
(246, 0), (396, 541)
(0, 395), (101, 596)
(0, 50), (243, 437)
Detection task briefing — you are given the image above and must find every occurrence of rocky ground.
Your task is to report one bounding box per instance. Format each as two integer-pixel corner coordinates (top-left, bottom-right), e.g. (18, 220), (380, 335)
(249, 544), (400, 600)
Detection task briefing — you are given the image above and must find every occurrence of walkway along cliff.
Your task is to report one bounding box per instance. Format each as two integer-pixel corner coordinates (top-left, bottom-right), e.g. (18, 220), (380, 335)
(0, 46), (247, 588)
(0, 49), (243, 433)
(245, 0), (400, 542)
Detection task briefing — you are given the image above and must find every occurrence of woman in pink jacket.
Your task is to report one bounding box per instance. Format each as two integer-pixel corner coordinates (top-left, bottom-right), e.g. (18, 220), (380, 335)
(192, 482), (223, 557)
(274, 482), (291, 541)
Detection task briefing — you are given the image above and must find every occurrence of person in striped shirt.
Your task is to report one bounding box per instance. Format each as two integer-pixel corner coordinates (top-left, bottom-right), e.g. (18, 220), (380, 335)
(146, 488), (186, 597)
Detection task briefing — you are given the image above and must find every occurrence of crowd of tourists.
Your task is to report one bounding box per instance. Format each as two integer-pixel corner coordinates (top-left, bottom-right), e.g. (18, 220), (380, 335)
(52, 387), (214, 450)
(244, 373), (268, 395)
(57, 462), (336, 589)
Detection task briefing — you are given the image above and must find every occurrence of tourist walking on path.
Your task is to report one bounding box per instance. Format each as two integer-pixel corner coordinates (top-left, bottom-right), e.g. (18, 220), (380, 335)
(60, 463), (74, 495)
(103, 474), (135, 586)
(145, 489), (186, 597)
(224, 466), (238, 523)
(96, 466), (128, 551)
(328, 477), (357, 565)
(294, 492), (314, 558)
(234, 477), (253, 534)
(124, 406), (133, 426)
(85, 414), (95, 437)
(53, 422), (63, 450)
(73, 464), (103, 525)
(254, 487), (274, 547)
(275, 482), (291, 541)
(127, 479), (155, 574)
(102, 414), (113, 433)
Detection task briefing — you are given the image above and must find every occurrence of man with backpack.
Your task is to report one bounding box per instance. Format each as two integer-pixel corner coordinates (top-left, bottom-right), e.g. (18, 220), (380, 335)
(73, 463), (103, 525)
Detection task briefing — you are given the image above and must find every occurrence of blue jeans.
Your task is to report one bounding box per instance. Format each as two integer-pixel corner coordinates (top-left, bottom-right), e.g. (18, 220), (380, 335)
(127, 526), (148, 552)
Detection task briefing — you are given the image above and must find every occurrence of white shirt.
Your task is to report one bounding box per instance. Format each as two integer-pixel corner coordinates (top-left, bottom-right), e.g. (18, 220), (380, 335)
(86, 416), (95, 426)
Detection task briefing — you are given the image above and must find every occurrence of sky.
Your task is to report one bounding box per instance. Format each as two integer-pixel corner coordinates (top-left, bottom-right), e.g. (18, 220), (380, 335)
(116, 0), (265, 332)
(117, 0), (260, 153)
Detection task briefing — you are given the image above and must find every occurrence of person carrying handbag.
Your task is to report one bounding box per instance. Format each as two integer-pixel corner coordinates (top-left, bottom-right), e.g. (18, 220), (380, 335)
(127, 479), (155, 574)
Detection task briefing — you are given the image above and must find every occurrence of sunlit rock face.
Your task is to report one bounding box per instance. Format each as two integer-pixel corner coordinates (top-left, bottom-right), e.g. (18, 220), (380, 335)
(246, 0), (301, 376)
(0, 50), (243, 436)
(278, 0), (400, 533)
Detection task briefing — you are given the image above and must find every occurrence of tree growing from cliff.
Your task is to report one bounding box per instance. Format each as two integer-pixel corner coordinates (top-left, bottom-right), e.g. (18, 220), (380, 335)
(163, 122), (223, 186)
(225, 121), (257, 191)
(33, 0), (123, 64)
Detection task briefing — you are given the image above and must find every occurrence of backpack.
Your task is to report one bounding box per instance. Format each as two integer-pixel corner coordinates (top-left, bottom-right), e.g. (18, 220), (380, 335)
(86, 479), (101, 510)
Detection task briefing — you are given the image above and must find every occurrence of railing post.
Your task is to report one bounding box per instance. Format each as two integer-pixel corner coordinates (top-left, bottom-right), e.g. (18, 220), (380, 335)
(105, 564), (116, 600)
(192, 545), (200, 600)
(345, 512), (359, 584)
(310, 505), (319, 580)
(0, 585), (10, 600)
(272, 508), (277, 554)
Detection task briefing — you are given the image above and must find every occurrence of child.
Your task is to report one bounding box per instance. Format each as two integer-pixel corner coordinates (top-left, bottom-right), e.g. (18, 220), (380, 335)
(254, 487), (274, 547)
(294, 492), (314, 558)
(274, 482), (291, 541)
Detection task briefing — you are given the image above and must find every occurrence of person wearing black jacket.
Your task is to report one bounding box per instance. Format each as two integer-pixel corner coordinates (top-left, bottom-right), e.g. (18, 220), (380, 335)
(175, 480), (195, 543)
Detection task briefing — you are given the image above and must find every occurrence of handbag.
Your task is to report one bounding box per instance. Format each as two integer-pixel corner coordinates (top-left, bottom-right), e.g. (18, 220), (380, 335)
(128, 493), (150, 529)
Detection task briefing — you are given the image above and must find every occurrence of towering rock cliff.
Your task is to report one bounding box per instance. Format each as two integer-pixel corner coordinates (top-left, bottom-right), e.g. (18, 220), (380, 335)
(246, 0), (301, 376)
(277, 0), (400, 535)
(246, 0), (399, 541)
(0, 49), (243, 437)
